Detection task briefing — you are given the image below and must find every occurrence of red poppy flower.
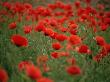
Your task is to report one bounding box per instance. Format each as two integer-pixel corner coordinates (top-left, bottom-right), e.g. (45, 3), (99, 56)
(66, 65), (81, 75)
(50, 32), (58, 39)
(100, 24), (108, 31)
(9, 22), (16, 29)
(69, 29), (77, 35)
(13, 2), (25, 14)
(60, 27), (67, 32)
(2, 2), (12, 10)
(25, 15), (31, 21)
(54, 11), (64, 16)
(0, 68), (8, 82)
(74, 1), (80, 8)
(41, 8), (52, 16)
(69, 23), (78, 29)
(48, 4), (57, 10)
(100, 48), (108, 57)
(57, 16), (68, 24)
(36, 6), (45, 14)
(49, 18), (57, 26)
(93, 54), (102, 62)
(18, 61), (31, 71)
(56, 34), (67, 42)
(37, 77), (53, 82)
(78, 45), (89, 54)
(85, 0), (91, 4)
(43, 28), (54, 36)
(11, 34), (28, 47)
(64, 4), (72, 11)
(34, 22), (45, 32)
(52, 42), (62, 50)
(26, 65), (42, 80)
(68, 20), (75, 25)
(104, 44), (110, 53)
(55, 1), (65, 9)
(51, 52), (59, 59)
(24, 3), (32, 9)
(24, 25), (32, 34)
(81, 14), (88, 20)
(95, 36), (106, 46)
(104, 17), (110, 25)
(69, 35), (82, 45)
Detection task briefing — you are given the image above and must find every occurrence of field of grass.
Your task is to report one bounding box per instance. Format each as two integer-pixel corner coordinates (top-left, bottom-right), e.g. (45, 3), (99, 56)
(0, 0), (110, 82)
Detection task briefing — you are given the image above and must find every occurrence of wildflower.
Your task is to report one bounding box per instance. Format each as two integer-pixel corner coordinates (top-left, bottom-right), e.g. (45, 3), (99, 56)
(51, 52), (59, 59)
(95, 36), (106, 46)
(18, 61), (31, 71)
(43, 28), (54, 36)
(24, 25), (32, 34)
(11, 34), (28, 47)
(100, 24), (108, 31)
(104, 44), (110, 53)
(78, 45), (89, 54)
(9, 22), (16, 29)
(56, 34), (67, 42)
(52, 42), (62, 50)
(69, 29), (77, 35)
(34, 22), (45, 32)
(69, 35), (82, 45)
(0, 68), (8, 82)
(69, 23), (78, 29)
(37, 77), (53, 82)
(50, 32), (58, 39)
(24, 3), (32, 9)
(74, 1), (80, 8)
(66, 65), (81, 75)
(26, 65), (42, 80)
(93, 54), (102, 62)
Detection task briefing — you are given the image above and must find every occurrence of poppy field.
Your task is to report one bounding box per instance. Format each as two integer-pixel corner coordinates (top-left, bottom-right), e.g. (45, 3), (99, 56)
(0, 0), (110, 82)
